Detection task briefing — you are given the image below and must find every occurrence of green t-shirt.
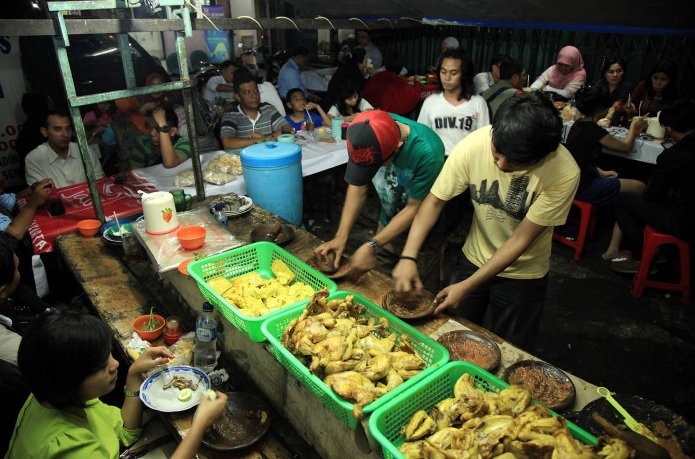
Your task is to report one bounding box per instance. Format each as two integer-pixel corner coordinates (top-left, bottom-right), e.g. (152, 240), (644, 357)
(130, 134), (191, 168)
(371, 114), (445, 227)
(5, 394), (141, 458)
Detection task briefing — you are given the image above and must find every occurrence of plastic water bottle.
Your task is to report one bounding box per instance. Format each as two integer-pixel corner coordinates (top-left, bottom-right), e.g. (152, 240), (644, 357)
(194, 302), (218, 373)
(213, 203), (227, 227)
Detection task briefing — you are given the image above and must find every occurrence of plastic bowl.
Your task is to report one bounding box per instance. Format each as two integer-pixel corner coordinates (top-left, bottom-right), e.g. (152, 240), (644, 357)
(177, 226), (206, 250)
(100, 218), (134, 235)
(132, 314), (166, 341)
(77, 219), (101, 237)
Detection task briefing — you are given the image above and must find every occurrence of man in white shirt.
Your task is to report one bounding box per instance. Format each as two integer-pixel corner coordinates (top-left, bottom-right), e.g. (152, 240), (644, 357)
(203, 60), (237, 110)
(25, 111), (105, 189)
(417, 49), (490, 156)
(472, 54), (507, 95)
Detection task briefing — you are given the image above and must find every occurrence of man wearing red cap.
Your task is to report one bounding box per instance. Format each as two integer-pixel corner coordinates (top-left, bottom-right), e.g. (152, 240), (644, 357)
(314, 110), (445, 291)
(393, 92), (580, 349)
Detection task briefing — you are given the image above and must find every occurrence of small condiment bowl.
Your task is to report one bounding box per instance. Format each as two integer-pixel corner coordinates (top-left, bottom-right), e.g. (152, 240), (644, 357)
(77, 219), (101, 237)
(132, 313), (165, 341)
(177, 226), (206, 250)
(164, 315), (183, 344)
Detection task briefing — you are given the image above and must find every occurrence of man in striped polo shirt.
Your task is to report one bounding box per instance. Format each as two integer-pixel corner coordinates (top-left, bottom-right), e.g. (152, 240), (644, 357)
(220, 69), (290, 149)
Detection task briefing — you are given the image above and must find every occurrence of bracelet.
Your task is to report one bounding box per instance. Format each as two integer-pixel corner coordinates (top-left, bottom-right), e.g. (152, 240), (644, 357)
(123, 387), (140, 397)
(399, 255), (418, 263)
(366, 239), (384, 255)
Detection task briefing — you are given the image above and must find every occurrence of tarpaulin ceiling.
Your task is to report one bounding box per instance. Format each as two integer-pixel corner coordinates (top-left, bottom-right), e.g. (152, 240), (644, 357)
(282, 0), (695, 33)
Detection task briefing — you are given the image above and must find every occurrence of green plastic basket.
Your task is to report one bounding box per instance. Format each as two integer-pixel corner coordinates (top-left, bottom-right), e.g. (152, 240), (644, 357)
(369, 361), (598, 459)
(260, 290), (450, 428)
(188, 241), (337, 342)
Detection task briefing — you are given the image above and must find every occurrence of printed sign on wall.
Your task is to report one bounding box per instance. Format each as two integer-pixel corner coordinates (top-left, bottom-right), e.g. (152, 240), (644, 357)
(0, 36), (27, 188)
(202, 6), (231, 63)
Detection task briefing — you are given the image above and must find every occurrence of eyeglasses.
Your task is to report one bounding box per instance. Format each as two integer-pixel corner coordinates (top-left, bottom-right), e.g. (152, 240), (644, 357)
(239, 88), (259, 96)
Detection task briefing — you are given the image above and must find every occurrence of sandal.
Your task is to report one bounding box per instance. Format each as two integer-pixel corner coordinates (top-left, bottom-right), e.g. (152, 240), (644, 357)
(601, 250), (631, 261)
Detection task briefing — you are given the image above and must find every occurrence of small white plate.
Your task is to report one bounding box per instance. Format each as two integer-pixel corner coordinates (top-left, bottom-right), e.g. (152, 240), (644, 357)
(210, 195), (253, 217)
(140, 366), (211, 412)
(226, 196), (253, 217)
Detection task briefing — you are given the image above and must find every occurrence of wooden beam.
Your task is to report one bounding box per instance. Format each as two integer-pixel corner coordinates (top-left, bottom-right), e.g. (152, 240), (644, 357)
(0, 17), (410, 37)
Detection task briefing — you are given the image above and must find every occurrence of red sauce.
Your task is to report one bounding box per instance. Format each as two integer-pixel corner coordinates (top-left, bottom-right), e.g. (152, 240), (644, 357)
(507, 365), (573, 408)
(447, 340), (498, 370)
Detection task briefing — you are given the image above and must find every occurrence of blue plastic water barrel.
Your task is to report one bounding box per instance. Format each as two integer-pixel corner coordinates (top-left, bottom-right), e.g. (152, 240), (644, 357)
(240, 142), (303, 225)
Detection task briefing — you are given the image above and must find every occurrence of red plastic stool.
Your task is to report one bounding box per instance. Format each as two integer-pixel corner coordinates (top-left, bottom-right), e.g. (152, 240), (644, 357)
(552, 199), (597, 260)
(633, 225), (691, 303)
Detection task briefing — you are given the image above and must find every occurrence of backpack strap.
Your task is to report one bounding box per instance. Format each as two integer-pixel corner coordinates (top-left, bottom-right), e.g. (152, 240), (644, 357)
(485, 87), (513, 104)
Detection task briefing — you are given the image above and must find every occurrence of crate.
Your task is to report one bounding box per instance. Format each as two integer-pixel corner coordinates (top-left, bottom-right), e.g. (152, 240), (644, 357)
(369, 361), (598, 459)
(260, 290), (450, 428)
(188, 241), (337, 342)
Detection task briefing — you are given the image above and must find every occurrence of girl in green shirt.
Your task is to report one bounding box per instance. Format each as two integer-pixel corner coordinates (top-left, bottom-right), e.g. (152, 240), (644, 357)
(5, 310), (227, 459)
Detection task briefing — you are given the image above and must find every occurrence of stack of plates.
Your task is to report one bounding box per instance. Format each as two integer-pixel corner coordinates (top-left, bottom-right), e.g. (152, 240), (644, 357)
(210, 195), (253, 218)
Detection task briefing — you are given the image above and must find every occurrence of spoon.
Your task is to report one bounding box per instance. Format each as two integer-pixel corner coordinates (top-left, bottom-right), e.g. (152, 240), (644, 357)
(597, 387), (659, 443)
(113, 211), (123, 236)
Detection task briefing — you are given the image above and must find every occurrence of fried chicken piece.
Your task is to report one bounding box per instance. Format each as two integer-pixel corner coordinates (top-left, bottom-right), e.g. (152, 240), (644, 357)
(324, 371), (375, 419)
(402, 410), (437, 441)
(497, 384), (533, 416)
(596, 436), (634, 459)
(551, 429), (595, 459)
(454, 373), (486, 401)
(362, 352), (392, 382)
(372, 370), (404, 397)
(473, 415), (516, 457)
(310, 335), (348, 373)
(360, 333), (397, 356)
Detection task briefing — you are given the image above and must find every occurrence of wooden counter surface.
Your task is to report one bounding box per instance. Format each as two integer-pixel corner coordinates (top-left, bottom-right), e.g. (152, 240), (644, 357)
(56, 194), (601, 459)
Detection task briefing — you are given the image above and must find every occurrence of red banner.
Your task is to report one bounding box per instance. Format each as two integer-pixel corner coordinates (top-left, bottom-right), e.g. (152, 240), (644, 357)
(20, 172), (157, 253)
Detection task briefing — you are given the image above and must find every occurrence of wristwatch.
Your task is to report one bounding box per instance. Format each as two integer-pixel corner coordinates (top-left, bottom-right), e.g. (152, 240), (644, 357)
(366, 239), (384, 255)
(158, 125), (170, 133)
(123, 387), (140, 397)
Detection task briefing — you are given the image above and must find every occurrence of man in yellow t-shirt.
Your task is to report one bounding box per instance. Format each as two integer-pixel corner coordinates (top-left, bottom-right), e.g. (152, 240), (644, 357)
(393, 91), (580, 348)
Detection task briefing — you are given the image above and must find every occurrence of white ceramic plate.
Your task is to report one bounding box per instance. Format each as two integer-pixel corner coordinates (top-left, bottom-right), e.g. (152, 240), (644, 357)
(140, 366), (211, 412)
(226, 196), (253, 217)
(210, 195), (253, 217)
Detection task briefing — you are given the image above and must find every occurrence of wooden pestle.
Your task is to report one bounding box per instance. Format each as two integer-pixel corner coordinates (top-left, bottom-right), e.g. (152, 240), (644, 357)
(591, 412), (670, 459)
(266, 222), (283, 242)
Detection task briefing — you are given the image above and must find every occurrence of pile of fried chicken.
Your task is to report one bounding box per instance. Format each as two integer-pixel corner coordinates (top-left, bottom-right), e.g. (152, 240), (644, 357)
(281, 289), (427, 419)
(398, 373), (634, 459)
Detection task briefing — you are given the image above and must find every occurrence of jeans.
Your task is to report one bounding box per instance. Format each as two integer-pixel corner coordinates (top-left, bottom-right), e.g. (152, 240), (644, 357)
(449, 254), (548, 350)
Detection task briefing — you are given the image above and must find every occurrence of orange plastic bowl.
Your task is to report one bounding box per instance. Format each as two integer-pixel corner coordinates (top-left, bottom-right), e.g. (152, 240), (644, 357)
(177, 225), (206, 250)
(77, 219), (101, 237)
(132, 314), (165, 341)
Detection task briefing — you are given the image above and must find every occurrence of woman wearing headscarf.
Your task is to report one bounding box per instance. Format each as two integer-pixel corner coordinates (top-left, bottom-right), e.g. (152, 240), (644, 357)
(531, 45), (587, 99)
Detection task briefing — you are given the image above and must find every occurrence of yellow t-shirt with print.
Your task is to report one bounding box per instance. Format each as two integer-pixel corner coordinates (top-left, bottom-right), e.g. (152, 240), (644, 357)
(431, 125), (579, 279)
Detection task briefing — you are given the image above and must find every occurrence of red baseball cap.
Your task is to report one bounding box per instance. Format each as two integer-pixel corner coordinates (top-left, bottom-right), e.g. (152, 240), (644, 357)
(344, 111), (400, 185)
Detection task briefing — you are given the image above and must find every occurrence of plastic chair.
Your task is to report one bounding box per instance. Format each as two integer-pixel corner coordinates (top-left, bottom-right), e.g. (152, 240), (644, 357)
(166, 53), (180, 76)
(190, 50), (208, 72)
(633, 225), (690, 303)
(552, 199), (597, 260)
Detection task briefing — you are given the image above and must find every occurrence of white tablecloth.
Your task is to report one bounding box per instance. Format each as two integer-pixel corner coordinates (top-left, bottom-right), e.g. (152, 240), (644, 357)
(562, 122), (663, 165)
(131, 133), (348, 198)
